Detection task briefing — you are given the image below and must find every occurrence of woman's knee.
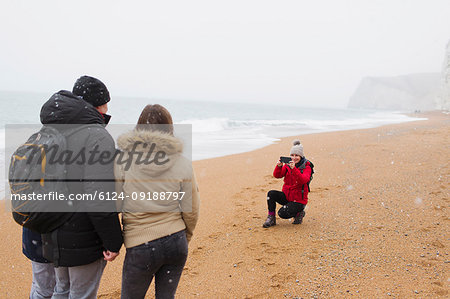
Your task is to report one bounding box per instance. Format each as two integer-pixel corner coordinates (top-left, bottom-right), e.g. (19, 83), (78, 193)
(267, 190), (277, 199)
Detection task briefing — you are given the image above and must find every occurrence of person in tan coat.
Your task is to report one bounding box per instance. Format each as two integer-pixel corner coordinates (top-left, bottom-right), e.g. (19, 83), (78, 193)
(114, 104), (200, 299)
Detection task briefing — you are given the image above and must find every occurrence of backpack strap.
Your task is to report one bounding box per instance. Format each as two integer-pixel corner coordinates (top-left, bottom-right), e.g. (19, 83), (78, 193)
(299, 159), (313, 199)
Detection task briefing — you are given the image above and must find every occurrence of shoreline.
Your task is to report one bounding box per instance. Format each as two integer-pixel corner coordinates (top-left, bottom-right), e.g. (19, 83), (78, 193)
(188, 110), (429, 161)
(0, 111), (448, 297)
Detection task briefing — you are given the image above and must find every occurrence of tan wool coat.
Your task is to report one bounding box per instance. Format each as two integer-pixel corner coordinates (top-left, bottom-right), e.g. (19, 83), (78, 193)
(114, 129), (200, 248)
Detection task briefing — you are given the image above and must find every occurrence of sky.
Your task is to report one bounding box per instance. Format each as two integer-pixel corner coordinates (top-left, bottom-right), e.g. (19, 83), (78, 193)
(1, 0), (450, 108)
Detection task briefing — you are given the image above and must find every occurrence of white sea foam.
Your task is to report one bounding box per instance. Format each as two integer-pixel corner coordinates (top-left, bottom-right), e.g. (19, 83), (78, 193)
(178, 118), (231, 132)
(177, 111), (425, 138)
(174, 110), (425, 160)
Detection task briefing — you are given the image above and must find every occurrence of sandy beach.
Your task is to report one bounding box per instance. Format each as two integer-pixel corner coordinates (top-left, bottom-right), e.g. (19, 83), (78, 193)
(1, 111), (448, 298)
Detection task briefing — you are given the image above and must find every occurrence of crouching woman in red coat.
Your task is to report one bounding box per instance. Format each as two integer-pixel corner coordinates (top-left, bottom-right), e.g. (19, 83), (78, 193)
(263, 140), (312, 228)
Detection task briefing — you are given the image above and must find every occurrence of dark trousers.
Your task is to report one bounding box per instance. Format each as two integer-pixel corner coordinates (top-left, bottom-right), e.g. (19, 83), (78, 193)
(267, 190), (305, 218)
(121, 230), (188, 299)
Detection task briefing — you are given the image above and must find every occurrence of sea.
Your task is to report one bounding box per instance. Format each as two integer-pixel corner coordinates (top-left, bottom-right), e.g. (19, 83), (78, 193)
(0, 90), (426, 199)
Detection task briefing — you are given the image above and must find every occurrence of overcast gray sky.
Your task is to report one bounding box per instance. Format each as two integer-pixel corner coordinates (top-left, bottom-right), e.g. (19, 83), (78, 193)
(1, 0), (449, 108)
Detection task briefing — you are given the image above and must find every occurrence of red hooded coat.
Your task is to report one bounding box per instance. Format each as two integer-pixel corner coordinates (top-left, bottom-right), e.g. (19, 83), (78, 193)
(273, 161), (312, 205)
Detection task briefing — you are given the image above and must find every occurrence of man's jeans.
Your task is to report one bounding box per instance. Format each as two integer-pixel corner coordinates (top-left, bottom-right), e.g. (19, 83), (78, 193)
(30, 261), (56, 299)
(52, 258), (106, 299)
(121, 230), (188, 299)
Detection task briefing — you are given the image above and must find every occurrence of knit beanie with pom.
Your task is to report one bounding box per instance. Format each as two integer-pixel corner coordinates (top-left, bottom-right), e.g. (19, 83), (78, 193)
(290, 140), (304, 157)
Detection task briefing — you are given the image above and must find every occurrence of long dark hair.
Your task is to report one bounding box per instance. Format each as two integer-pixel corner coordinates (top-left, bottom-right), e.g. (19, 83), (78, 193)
(136, 104), (174, 135)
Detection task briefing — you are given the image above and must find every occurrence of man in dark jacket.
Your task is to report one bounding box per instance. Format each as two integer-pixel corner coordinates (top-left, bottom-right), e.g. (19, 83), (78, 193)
(40, 76), (123, 298)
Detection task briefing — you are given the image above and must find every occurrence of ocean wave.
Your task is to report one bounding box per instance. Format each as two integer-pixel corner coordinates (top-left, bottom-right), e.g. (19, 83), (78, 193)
(178, 118), (231, 132)
(176, 112), (425, 135)
(177, 117), (311, 133)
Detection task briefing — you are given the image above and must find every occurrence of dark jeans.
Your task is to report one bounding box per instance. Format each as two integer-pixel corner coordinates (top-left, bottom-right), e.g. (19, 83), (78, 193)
(267, 190), (305, 218)
(121, 230), (188, 299)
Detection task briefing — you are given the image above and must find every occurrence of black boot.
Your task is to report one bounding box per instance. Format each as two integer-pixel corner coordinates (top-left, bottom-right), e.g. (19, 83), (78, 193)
(293, 210), (305, 224)
(262, 214), (276, 228)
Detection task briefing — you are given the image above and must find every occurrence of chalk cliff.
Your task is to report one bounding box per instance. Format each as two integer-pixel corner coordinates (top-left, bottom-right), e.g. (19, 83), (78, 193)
(348, 73), (440, 111)
(436, 41), (450, 110)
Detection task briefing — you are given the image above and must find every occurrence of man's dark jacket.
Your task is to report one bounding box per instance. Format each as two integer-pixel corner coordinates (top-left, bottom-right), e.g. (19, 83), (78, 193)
(23, 227), (50, 263)
(39, 90), (123, 267)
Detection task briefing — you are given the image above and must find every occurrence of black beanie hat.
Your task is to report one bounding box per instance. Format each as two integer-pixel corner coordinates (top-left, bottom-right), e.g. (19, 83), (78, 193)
(72, 76), (110, 107)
